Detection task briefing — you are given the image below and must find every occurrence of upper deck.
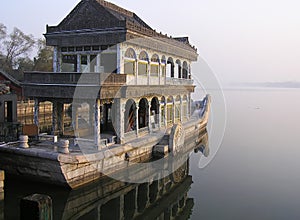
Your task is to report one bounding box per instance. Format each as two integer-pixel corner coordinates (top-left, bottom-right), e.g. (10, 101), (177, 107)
(22, 71), (195, 100)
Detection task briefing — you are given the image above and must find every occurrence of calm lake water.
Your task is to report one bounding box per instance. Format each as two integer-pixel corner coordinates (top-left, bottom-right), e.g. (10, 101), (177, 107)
(3, 89), (300, 219)
(189, 89), (300, 220)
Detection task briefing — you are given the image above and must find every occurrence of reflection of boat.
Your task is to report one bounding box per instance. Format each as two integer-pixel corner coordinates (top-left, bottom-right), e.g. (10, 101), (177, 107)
(0, 197), (3, 220)
(4, 139), (208, 219)
(194, 133), (209, 157)
(61, 161), (193, 220)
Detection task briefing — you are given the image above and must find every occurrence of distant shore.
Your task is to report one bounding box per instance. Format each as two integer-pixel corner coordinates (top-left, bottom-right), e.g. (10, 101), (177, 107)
(230, 81), (300, 89)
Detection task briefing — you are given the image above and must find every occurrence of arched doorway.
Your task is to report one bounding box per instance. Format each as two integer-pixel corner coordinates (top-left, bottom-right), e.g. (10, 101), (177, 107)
(138, 98), (149, 129)
(150, 97), (159, 127)
(124, 99), (136, 133)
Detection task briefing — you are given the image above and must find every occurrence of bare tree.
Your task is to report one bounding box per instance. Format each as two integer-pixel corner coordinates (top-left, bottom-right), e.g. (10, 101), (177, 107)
(0, 23), (6, 40)
(1, 27), (35, 71)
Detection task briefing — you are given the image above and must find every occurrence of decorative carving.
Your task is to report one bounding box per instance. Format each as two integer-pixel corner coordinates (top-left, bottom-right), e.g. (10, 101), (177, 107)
(169, 122), (185, 154)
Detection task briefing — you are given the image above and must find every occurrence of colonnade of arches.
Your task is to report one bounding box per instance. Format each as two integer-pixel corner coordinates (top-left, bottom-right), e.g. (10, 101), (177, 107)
(124, 48), (191, 80)
(124, 95), (190, 134)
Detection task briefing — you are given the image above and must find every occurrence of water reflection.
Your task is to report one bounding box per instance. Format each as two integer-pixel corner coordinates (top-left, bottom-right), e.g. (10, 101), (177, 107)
(4, 131), (208, 220)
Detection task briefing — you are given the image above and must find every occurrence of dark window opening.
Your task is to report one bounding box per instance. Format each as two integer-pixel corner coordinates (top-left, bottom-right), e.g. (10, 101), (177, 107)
(84, 46), (91, 51)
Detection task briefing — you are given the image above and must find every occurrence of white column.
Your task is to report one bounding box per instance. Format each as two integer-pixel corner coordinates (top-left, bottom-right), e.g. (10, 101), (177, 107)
(96, 54), (101, 73)
(86, 55), (91, 72)
(164, 104), (167, 127)
(135, 105), (139, 136)
(147, 63), (150, 85)
(71, 104), (79, 136)
(158, 105), (162, 128)
(57, 102), (64, 135)
(173, 102), (176, 124)
(164, 65), (167, 85)
(77, 54), (81, 72)
(148, 102), (151, 132)
(135, 60), (138, 85)
(114, 99), (124, 144)
(188, 94), (192, 118)
(158, 64), (161, 85)
(75, 107), (79, 131)
(186, 101), (189, 120)
(33, 98), (39, 127)
(52, 101), (57, 135)
(53, 46), (58, 72)
(180, 97), (183, 122)
(117, 44), (121, 74)
(94, 99), (101, 148)
(120, 106), (125, 143)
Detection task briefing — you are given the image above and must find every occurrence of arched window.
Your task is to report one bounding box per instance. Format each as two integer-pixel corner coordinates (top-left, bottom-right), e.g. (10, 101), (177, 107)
(124, 48), (136, 75)
(125, 48), (136, 59)
(150, 54), (160, 77)
(139, 51), (149, 61)
(175, 59), (182, 78)
(138, 51), (149, 76)
(167, 57), (174, 78)
(151, 54), (160, 63)
(183, 61), (188, 79)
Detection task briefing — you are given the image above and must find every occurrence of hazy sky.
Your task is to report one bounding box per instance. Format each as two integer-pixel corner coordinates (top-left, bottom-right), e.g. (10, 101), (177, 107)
(1, 0), (300, 85)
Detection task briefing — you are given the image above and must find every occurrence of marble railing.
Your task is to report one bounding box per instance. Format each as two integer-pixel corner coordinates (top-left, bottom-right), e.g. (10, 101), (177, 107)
(23, 72), (127, 86)
(166, 77), (194, 85)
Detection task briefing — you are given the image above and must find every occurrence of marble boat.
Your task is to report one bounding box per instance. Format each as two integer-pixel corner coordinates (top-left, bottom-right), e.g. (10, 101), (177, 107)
(0, 0), (211, 188)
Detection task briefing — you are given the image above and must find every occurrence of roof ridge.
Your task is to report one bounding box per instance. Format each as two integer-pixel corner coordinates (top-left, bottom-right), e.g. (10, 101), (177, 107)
(0, 69), (21, 86)
(96, 0), (134, 18)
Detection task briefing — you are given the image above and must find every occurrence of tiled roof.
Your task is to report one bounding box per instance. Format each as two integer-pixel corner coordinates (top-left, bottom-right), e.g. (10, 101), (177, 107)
(45, 0), (197, 53)
(96, 0), (152, 29)
(0, 70), (21, 86)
